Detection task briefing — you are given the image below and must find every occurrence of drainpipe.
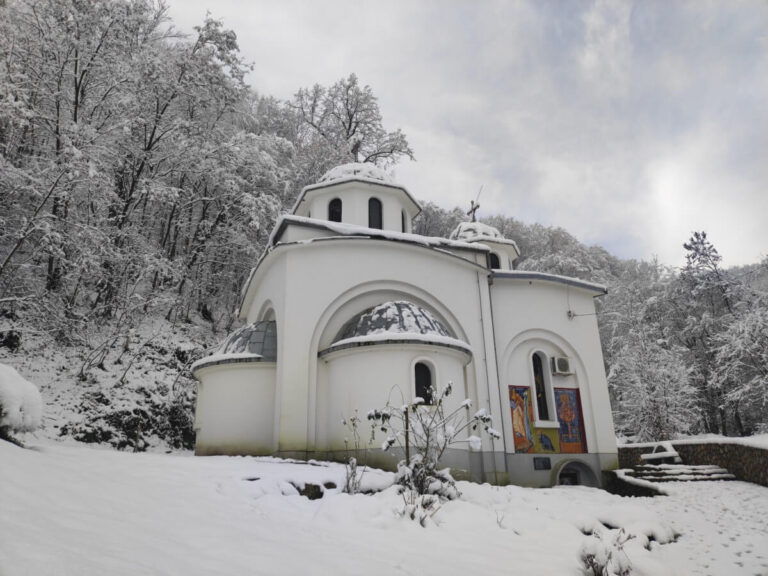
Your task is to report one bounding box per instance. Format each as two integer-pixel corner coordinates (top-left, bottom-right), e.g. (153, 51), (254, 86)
(485, 271), (508, 457)
(474, 264), (506, 482)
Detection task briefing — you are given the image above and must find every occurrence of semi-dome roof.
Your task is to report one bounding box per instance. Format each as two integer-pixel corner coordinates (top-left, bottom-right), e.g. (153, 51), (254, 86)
(217, 320), (277, 361)
(319, 162), (395, 185)
(335, 301), (452, 342)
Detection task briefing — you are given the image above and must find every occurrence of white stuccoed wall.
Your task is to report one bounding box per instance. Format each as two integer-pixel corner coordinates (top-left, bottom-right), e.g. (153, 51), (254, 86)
(319, 344), (471, 452)
(489, 276), (618, 460)
(295, 180), (418, 232)
(194, 362), (276, 455)
(245, 236), (495, 456)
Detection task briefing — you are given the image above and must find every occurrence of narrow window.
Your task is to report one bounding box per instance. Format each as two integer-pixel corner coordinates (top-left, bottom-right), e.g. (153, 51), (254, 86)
(368, 197), (383, 229)
(328, 198), (342, 222)
(532, 353), (550, 421)
(415, 362), (433, 405)
(489, 252), (501, 269)
(401, 210), (406, 232)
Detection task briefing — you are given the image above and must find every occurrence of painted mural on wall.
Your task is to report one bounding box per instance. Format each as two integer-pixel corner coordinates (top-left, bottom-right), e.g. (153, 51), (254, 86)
(509, 386), (587, 454)
(509, 386), (560, 453)
(555, 388), (587, 453)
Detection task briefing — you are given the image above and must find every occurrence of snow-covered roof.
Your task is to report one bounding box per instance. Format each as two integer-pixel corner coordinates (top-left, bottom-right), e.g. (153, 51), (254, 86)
(237, 217), (490, 318)
(318, 163), (394, 184)
(216, 320), (277, 359)
(450, 221), (503, 241)
(191, 321), (277, 373)
(291, 164), (421, 216)
(334, 301), (454, 342)
(191, 352), (264, 373)
(449, 221), (520, 249)
(320, 332), (473, 358)
(269, 215), (490, 254)
(318, 302), (471, 357)
(492, 270), (608, 295)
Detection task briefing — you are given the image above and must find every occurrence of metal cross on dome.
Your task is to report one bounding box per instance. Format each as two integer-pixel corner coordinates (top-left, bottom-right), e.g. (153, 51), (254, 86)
(467, 185), (483, 222)
(467, 199), (480, 222)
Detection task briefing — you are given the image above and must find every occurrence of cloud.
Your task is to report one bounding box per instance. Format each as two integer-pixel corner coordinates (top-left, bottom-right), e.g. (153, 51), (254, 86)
(166, 0), (768, 267)
(579, 0), (632, 99)
(645, 123), (768, 266)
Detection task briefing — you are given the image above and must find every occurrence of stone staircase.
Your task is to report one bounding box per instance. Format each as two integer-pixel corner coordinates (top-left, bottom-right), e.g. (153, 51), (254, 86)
(622, 441), (737, 483)
(626, 463), (736, 483)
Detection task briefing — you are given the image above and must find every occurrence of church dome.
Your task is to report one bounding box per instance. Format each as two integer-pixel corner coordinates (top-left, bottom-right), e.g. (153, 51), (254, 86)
(449, 221), (520, 270)
(449, 221), (504, 242)
(318, 162), (394, 185)
(334, 301), (452, 342)
(216, 320), (277, 361)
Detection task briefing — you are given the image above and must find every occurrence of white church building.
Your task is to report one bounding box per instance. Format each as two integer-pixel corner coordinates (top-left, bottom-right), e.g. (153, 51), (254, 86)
(192, 163), (618, 487)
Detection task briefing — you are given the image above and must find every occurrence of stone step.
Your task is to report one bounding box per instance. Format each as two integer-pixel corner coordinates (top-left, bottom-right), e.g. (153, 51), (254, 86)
(632, 473), (736, 482)
(627, 463), (736, 483)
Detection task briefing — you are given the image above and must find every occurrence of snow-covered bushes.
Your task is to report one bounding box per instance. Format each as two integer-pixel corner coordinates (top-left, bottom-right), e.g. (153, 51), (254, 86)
(341, 410), (373, 494)
(60, 385), (195, 451)
(581, 527), (634, 576)
(366, 381), (500, 523)
(0, 363), (42, 439)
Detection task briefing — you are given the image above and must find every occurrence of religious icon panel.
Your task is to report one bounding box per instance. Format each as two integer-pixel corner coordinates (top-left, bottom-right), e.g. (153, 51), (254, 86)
(555, 388), (587, 453)
(509, 386), (560, 454)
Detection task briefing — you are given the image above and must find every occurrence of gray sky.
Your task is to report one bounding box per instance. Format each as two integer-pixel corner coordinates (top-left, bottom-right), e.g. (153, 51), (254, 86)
(167, 0), (767, 267)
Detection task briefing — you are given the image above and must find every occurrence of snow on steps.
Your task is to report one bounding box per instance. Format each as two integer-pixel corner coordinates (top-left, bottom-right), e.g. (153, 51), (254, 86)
(627, 463), (736, 483)
(639, 441), (682, 464)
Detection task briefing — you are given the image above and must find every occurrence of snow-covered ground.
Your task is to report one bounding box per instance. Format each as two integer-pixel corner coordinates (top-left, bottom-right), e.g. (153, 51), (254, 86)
(2, 440), (767, 576)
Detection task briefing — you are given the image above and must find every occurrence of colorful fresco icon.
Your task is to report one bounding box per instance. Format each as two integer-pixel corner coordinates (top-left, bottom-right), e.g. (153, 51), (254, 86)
(555, 388), (587, 453)
(510, 386), (533, 452)
(509, 386), (560, 454)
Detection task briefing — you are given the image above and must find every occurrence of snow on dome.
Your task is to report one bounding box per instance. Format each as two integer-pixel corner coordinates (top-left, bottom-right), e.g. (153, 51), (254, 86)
(216, 320), (277, 361)
(334, 301), (453, 342)
(449, 221), (504, 242)
(318, 163), (395, 185)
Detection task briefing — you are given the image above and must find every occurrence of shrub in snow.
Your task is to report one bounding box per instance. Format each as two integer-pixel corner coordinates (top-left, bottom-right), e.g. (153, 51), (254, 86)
(341, 410), (371, 494)
(367, 381), (500, 522)
(581, 527), (634, 576)
(0, 363), (43, 439)
(0, 330), (21, 352)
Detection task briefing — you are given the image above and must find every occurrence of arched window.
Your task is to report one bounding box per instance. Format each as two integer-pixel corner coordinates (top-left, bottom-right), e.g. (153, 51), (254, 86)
(532, 352), (551, 421)
(328, 198), (342, 222)
(489, 252), (501, 269)
(368, 197), (382, 229)
(415, 362), (434, 405)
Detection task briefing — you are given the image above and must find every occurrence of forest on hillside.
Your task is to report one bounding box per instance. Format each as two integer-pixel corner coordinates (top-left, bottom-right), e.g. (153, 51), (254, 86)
(1, 0), (766, 449)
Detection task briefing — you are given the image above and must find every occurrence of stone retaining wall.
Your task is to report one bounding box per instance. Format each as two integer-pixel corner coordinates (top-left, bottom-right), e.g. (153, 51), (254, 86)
(617, 445), (648, 469)
(602, 471), (665, 498)
(618, 441), (768, 487)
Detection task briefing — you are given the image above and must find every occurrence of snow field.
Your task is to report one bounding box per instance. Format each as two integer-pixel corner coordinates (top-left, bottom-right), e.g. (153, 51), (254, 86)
(4, 442), (765, 575)
(642, 480), (768, 575)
